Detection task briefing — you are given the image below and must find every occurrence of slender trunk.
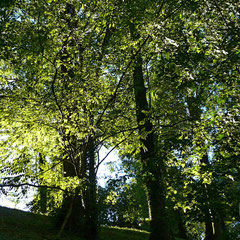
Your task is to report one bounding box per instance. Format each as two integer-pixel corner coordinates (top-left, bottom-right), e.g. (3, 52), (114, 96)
(202, 155), (227, 240)
(58, 158), (85, 235)
(131, 33), (172, 238)
(56, 3), (98, 239)
(59, 143), (98, 240)
(39, 153), (47, 213)
(201, 155), (215, 240)
(83, 136), (98, 240)
(205, 211), (214, 240)
(58, 195), (75, 238)
(187, 97), (227, 240)
(59, 190), (85, 234)
(213, 214), (226, 240)
(176, 210), (188, 240)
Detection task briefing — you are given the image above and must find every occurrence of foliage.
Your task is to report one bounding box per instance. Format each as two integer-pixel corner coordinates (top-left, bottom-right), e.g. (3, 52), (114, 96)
(0, 0), (239, 239)
(98, 174), (148, 229)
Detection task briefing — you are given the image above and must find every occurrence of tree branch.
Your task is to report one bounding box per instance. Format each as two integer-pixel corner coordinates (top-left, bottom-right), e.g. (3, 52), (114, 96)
(0, 183), (69, 193)
(51, 67), (64, 119)
(95, 130), (134, 173)
(95, 1), (184, 126)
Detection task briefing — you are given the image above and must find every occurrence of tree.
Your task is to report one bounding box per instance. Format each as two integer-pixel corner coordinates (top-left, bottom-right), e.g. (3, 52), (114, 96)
(0, 1), (239, 240)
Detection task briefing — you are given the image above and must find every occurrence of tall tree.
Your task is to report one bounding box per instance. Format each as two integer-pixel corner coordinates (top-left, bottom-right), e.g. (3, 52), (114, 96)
(0, 1), (239, 240)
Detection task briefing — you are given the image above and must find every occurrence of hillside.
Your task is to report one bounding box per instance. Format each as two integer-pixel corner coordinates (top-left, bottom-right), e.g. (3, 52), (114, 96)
(0, 206), (149, 240)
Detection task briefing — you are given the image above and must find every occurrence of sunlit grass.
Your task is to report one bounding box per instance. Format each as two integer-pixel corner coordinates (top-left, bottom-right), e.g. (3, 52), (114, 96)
(99, 226), (149, 240)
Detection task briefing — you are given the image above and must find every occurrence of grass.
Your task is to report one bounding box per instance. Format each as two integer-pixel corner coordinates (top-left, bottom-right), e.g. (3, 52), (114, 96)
(99, 226), (149, 240)
(0, 206), (149, 240)
(0, 206), (54, 240)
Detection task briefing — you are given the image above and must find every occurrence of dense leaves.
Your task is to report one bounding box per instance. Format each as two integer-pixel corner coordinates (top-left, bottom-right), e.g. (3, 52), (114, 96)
(0, 0), (239, 240)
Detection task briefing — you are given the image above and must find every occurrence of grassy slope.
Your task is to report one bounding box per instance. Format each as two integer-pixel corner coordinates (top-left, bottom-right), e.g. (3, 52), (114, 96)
(0, 206), (149, 240)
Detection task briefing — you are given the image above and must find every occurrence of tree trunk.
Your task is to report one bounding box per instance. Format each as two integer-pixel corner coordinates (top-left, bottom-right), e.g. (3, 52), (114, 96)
(213, 215), (226, 240)
(201, 155), (215, 240)
(83, 136), (98, 240)
(204, 212), (214, 240)
(176, 210), (188, 240)
(187, 97), (227, 240)
(58, 159), (85, 236)
(39, 153), (47, 214)
(131, 37), (172, 239)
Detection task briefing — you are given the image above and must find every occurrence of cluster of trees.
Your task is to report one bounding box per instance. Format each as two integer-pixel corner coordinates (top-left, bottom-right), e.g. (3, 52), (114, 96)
(0, 0), (239, 240)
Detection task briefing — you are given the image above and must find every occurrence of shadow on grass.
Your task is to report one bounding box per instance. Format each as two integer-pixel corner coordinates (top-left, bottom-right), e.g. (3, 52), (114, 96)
(0, 206), (150, 240)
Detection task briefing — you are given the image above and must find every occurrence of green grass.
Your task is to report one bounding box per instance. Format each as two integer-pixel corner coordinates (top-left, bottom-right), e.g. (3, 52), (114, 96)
(99, 226), (149, 240)
(0, 206), (54, 240)
(0, 206), (149, 240)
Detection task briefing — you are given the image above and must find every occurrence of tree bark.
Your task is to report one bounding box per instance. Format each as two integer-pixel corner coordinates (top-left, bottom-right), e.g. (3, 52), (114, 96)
(176, 210), (188, 240)
(187, 97), (227, 240)
(131, 43), (172, 239)
(39, 153), (47, 214)
(213, 215), (227, 240)
(83, 136), (98, 240)
(58, 159), (85, 236)
(204, 211), (214, 240)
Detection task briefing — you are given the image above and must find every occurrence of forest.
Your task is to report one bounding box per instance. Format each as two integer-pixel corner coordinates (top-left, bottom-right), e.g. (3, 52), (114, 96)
(0, 0), (239, 240)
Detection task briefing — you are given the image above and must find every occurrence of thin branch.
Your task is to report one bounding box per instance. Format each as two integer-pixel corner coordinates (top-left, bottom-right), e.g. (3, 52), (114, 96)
(95, 1), (184, 126)
(95, 131), (134, 173)
(0, 95), (41, 104)
(51, 67), (64, 119)
(13, 120), (56, 129)
(34, 160), (63, 178)
(95, 36), (151, 127)
(0, 183), (68, 193)
(157, 118), (190, 128)
(1, 174), (24, 180)
(96, 127), (138, 148)
(146, 62), (151, 108)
